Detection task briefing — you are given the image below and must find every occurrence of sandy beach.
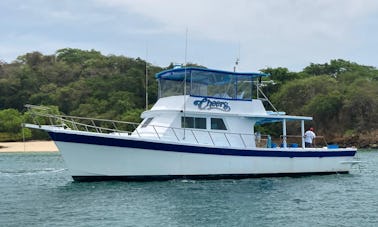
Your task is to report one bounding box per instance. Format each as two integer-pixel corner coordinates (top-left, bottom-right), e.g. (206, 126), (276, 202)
(0, 141), (58, 152)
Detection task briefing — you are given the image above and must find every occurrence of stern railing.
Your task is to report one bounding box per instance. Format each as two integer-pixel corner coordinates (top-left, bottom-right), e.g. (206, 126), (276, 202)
(279, 135), (328, 148)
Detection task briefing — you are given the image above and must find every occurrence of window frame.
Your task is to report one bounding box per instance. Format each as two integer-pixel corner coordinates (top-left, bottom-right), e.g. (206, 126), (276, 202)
(181, 116), (207, 129)
(210, 118), (227, 130)
(141, 117), (154, 128)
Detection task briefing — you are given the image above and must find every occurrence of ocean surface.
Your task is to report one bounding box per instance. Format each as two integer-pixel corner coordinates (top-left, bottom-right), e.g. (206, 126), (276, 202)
(0, 150), (377, 227)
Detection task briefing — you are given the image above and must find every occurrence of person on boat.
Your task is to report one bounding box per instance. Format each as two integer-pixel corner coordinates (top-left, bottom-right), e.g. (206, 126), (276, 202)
(304, 127), (316, 147)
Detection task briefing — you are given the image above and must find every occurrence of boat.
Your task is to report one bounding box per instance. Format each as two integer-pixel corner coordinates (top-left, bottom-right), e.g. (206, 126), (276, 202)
(24, 66), (358, 181)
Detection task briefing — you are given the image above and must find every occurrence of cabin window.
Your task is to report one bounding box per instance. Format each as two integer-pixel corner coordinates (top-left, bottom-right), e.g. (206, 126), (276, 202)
(211, 118), (227, 130)
(181, 117), (206, 129)
(141, 118), (154, 128)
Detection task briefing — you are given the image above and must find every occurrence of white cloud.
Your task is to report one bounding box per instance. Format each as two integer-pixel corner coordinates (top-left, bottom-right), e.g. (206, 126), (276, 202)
(97, 0), (378, 40)
(1, 0), (378, 71)
(96, 0), (378, 71)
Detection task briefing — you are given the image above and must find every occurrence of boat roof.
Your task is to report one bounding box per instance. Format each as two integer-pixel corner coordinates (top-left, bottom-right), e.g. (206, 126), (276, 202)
(253, 115), (313, 125)
(155, 67), (269, 84)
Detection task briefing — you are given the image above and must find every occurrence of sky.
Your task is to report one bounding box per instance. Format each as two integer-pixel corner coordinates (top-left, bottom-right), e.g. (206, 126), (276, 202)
(1, 0), (378, 72)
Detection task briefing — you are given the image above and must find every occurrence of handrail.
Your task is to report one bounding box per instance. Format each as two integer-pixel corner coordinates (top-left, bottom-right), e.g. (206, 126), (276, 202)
(27, 107), (256, 148)
(208, 131), (215, 146)
(152, 125), (161, 140)
(279, 135), (328, 147)
(240, 133), (247, 147)
(191, 130), (199, 144)
(26, 105), (137, 135)
(28, 104), (342, 151)
(28, 105), (335, 150)
(150, 124), (256, 147)
(224, 133), (231, 146)
(171, 128), (179, 141)
(256, 85), (278, 112)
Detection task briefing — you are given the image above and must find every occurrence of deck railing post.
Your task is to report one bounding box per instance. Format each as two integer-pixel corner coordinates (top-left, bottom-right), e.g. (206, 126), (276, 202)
(70, 118), (78, 131)
(171, 128), (179, 141)
(224, 133), (231, 146)
(282, 119), (287, 148)
(152, 125), (160, 139)
(48, 116), (54, 127)
(208, 132), (215, 146)
(240, 133), (247, 148)
(112, 122), (118, 132)
(134, 128), (141, 137)
(91, 120), (100, 133)
(191, 130), (199, 144)
(301, 120), (305, 148)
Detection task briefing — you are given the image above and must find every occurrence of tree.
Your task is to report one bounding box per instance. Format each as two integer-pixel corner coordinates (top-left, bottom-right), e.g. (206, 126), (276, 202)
(303, 92), (343, 135)
(0, 109), (31, 141)
(341, 78), (378, 132)
(56, 48), (103, 64)
(261, 67), (302, 83)
(271, 76), (338, 115)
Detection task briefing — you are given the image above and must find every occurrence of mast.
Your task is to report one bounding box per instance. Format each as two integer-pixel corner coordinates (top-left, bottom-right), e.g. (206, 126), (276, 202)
(183, 28), (188, 139)
(233, 58), (239, 72)
(145, 46), (149, 110)
(233, 43), (240, 72)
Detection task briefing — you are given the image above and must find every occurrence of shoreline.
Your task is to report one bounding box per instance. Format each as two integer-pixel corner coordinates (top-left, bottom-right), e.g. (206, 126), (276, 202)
(0, 140), (376, 153)
(0, 141), (58, 152)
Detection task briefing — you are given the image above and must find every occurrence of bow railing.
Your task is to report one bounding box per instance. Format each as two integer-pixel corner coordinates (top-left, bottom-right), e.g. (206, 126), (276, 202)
(26, 105), (324, 149)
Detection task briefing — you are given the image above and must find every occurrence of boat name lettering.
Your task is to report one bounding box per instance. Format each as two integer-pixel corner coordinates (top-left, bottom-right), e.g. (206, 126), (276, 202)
(193, 98), (231, 112)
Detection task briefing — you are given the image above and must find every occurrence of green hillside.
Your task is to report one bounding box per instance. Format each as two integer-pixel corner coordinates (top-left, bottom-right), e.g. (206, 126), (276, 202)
(0, 49), (377, 147)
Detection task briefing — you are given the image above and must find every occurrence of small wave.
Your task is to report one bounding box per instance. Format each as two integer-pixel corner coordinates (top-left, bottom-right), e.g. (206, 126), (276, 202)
(292, 198), (307, 204)
(0, 168), (66, 177)
(180, 179), (196, 183)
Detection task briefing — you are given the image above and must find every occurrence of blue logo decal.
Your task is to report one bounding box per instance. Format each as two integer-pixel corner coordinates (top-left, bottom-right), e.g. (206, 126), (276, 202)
(193, 98), (231, 112)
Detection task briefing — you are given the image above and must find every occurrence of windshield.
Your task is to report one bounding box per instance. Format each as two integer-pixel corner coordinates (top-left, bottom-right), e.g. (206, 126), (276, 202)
(156, 67), (268, 100)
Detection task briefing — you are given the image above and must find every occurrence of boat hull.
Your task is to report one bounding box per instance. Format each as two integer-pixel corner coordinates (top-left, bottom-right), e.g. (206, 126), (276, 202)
(49, 131), (357, 181)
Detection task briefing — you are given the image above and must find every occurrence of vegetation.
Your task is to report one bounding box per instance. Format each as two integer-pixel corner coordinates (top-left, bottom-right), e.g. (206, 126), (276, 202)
(0, 50), (377, 147)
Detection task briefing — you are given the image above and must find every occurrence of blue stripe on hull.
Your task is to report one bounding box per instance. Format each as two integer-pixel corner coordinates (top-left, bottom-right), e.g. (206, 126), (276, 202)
(72, 171), (349, 182)
(48, 131), (356, 158)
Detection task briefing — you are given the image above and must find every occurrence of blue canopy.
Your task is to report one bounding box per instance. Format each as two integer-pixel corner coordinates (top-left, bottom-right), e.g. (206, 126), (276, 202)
(155, 67), (269, 85)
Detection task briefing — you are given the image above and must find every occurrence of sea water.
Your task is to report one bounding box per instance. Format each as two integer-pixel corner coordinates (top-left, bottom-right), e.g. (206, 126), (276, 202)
(0, 150), (377, 227)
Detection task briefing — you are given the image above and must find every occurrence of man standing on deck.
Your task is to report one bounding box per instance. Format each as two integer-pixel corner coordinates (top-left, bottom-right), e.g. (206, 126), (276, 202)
(304, 127), (316, 147)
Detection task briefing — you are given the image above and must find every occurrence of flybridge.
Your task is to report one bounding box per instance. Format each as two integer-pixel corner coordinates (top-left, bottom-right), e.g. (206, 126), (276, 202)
(156, 67), (270, 100)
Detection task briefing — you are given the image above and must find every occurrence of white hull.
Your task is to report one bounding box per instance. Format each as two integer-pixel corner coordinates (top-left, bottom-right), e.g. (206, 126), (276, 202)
(55, 140), (356, 180)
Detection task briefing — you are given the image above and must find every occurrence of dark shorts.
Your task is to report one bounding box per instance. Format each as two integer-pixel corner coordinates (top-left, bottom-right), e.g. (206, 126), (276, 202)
(305, 142), (313, 148)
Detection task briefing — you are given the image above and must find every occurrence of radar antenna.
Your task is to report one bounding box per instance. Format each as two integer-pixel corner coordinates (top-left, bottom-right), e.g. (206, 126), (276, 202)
(233, 43), (240, 72)
(233, 58), (239, 72)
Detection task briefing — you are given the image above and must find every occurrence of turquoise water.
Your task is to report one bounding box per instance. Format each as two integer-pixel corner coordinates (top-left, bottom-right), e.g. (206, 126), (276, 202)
(0, 150), (377, 227)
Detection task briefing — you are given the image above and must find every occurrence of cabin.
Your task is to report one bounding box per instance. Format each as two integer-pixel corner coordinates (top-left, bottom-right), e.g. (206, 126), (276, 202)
(134, 67), (312, 148)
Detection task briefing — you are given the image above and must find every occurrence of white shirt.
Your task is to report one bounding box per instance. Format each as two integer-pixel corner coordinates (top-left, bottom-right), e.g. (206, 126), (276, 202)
(304, 130), (316, 143)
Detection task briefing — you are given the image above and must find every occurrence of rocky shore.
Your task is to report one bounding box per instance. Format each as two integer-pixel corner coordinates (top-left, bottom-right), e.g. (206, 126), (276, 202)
(329, 133), (378, 149)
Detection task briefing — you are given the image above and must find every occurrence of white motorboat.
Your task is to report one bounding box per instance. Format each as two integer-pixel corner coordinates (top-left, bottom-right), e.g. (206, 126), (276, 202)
(25, 67), (358, 181)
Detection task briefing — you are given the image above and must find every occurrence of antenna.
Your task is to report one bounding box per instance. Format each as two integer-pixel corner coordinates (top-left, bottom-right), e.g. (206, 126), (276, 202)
(145, 45), (149, 110)
(233, 58), (239, 72)
(183, 28), (188, 139)
(233, 43), (240, 72)
(184, 28), (188, 96)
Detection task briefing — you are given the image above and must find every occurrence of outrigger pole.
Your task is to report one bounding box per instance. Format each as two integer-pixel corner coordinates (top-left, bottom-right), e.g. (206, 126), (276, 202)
(145, 45), (149, 110)
(183, 28), (188, 140)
